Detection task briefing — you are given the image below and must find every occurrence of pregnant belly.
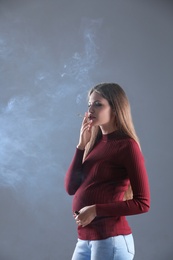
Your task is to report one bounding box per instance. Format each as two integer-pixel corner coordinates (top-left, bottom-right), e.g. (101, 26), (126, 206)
(72, 184), (117, 212)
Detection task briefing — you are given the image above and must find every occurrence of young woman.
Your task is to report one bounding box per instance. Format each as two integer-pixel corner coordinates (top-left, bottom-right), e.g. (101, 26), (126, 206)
(65, 83), (150, 260)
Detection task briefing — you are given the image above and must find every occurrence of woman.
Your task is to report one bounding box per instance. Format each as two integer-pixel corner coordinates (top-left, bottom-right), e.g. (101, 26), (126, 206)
(65, 83), (150, 260)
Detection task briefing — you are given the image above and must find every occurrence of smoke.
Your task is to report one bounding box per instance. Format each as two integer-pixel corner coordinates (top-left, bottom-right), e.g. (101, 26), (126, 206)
(0, 18), (102, 204)
(60, 18), (102, 102)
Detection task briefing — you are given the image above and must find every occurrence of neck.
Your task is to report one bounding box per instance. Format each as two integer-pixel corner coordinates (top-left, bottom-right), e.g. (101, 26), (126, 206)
(100, 125), (117, 135)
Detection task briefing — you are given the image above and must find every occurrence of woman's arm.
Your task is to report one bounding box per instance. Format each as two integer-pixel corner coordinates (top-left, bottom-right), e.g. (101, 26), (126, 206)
(65, 113), (93, 195)
(96, 139), (150, 217)
(65, 148), (85, 195)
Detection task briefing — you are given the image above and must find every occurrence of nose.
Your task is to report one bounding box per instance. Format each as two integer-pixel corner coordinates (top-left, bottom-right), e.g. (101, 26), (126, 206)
(88, 104), (94, 113)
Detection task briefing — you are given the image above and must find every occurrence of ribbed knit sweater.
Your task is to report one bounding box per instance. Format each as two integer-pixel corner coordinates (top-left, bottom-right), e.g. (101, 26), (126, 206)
(65, 131), (150, 240)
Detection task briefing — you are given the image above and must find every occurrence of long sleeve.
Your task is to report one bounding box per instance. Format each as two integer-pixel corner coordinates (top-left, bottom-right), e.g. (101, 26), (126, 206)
(65, 132), (150, 240)
(96, 140), (150, 217)
(65, 148), (85, 195)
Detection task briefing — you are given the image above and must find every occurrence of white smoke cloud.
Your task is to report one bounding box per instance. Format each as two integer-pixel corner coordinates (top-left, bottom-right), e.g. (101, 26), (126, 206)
(0, 18), (102, 200)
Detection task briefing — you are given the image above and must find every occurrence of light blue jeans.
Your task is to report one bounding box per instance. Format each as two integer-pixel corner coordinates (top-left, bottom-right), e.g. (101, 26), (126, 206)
(71, 234), (135, 260)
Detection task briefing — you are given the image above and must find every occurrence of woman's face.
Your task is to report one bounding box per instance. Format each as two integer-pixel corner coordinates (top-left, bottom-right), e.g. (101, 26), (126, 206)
(88, 91), (116, 132)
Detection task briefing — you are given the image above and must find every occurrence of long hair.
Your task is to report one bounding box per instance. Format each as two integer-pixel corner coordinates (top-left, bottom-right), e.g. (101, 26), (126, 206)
(84, 83), (141, 200)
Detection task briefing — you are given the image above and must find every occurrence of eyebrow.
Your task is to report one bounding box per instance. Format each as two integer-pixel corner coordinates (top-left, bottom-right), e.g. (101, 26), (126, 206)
(88, 99), (101, 103)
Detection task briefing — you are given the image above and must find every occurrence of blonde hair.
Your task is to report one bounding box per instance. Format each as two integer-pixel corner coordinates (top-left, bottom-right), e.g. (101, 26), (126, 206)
(84, 83), (141, 200)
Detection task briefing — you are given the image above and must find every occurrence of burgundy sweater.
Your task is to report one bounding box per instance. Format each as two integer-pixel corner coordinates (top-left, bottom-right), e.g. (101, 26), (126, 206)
(65, 131), (150, 240)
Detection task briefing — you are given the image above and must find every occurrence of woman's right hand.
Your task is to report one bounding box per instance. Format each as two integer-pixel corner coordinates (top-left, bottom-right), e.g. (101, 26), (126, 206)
(77, 112), (93, 150)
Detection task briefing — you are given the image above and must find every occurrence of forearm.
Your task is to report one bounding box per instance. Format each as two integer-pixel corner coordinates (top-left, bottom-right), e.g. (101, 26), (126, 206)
(65, 148), (85, 195)
(96, 197), (150, 217)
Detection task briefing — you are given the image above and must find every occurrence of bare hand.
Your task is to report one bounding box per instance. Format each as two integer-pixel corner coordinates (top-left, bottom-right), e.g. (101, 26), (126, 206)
(74, 205), (96, 227)
(77, 112), (93, 150)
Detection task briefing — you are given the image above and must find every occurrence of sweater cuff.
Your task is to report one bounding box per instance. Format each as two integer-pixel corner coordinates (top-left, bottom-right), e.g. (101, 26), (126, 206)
(76, 147), (85, 154)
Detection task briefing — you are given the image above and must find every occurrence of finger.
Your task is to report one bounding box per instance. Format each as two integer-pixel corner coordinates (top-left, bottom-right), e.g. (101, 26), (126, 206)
(76, 220), (82, 226)
(81, 221), (88, 227)
(73, 211), (80, 218)
(74, 214), (81, 221)
(82, 124), (91, 132)
(83, 119), (93, 129)
(87, 120), (93, 130)
(82, 113), (88, 124)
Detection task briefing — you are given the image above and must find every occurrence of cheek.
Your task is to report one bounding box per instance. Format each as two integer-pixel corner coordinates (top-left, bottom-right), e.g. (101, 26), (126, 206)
(102, 110), (112, 120)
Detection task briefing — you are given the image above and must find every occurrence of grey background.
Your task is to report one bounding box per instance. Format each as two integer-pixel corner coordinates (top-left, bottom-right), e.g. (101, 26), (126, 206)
(0, 0), (173, 259)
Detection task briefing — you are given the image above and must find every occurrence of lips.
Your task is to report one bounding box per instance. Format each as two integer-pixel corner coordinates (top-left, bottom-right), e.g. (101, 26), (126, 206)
(88, 115), (95, 120)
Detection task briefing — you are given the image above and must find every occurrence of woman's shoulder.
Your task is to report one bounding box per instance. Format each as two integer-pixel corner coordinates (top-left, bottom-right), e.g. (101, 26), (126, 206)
(117, 136), (140, 153)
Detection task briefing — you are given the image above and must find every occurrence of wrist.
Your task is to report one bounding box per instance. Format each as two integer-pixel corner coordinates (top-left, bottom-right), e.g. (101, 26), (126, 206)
(77, 144), (85, 150)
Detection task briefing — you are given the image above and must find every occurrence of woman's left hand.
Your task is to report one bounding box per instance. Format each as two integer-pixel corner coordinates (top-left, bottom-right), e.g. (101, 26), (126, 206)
(74, 205), (96, 227)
